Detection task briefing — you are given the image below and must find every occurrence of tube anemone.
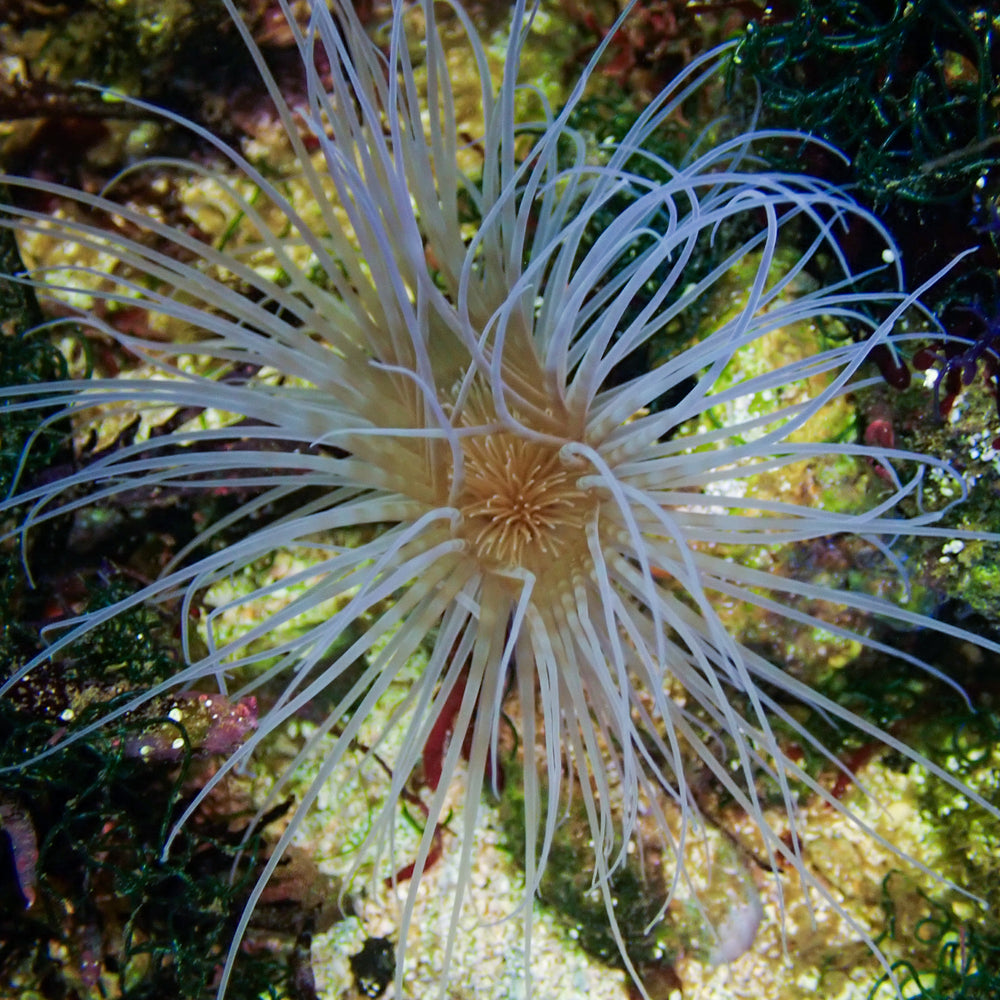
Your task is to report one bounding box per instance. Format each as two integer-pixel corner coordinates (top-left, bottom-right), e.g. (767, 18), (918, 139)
(2, 1), (998, 996)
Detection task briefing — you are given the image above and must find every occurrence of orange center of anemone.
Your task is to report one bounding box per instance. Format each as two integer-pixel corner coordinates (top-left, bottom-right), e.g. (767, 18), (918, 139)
(457, 433), (595, 573)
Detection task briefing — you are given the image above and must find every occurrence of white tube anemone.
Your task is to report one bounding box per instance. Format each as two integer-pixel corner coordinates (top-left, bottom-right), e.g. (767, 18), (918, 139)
(2, 1), (998, 996)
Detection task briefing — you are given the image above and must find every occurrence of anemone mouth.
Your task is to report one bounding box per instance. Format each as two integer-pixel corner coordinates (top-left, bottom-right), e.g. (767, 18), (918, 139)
(456, 432), (597, 575)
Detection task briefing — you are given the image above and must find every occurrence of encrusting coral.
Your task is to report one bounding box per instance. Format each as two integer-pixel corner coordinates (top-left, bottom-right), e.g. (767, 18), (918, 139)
(2, 0), (999, 996)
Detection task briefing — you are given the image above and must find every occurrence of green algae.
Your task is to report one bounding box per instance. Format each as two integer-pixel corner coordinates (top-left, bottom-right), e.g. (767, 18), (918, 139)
(4, 0), (230, 98)
(498, 759), (680, 976)
(856, 372), (1000, 619)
